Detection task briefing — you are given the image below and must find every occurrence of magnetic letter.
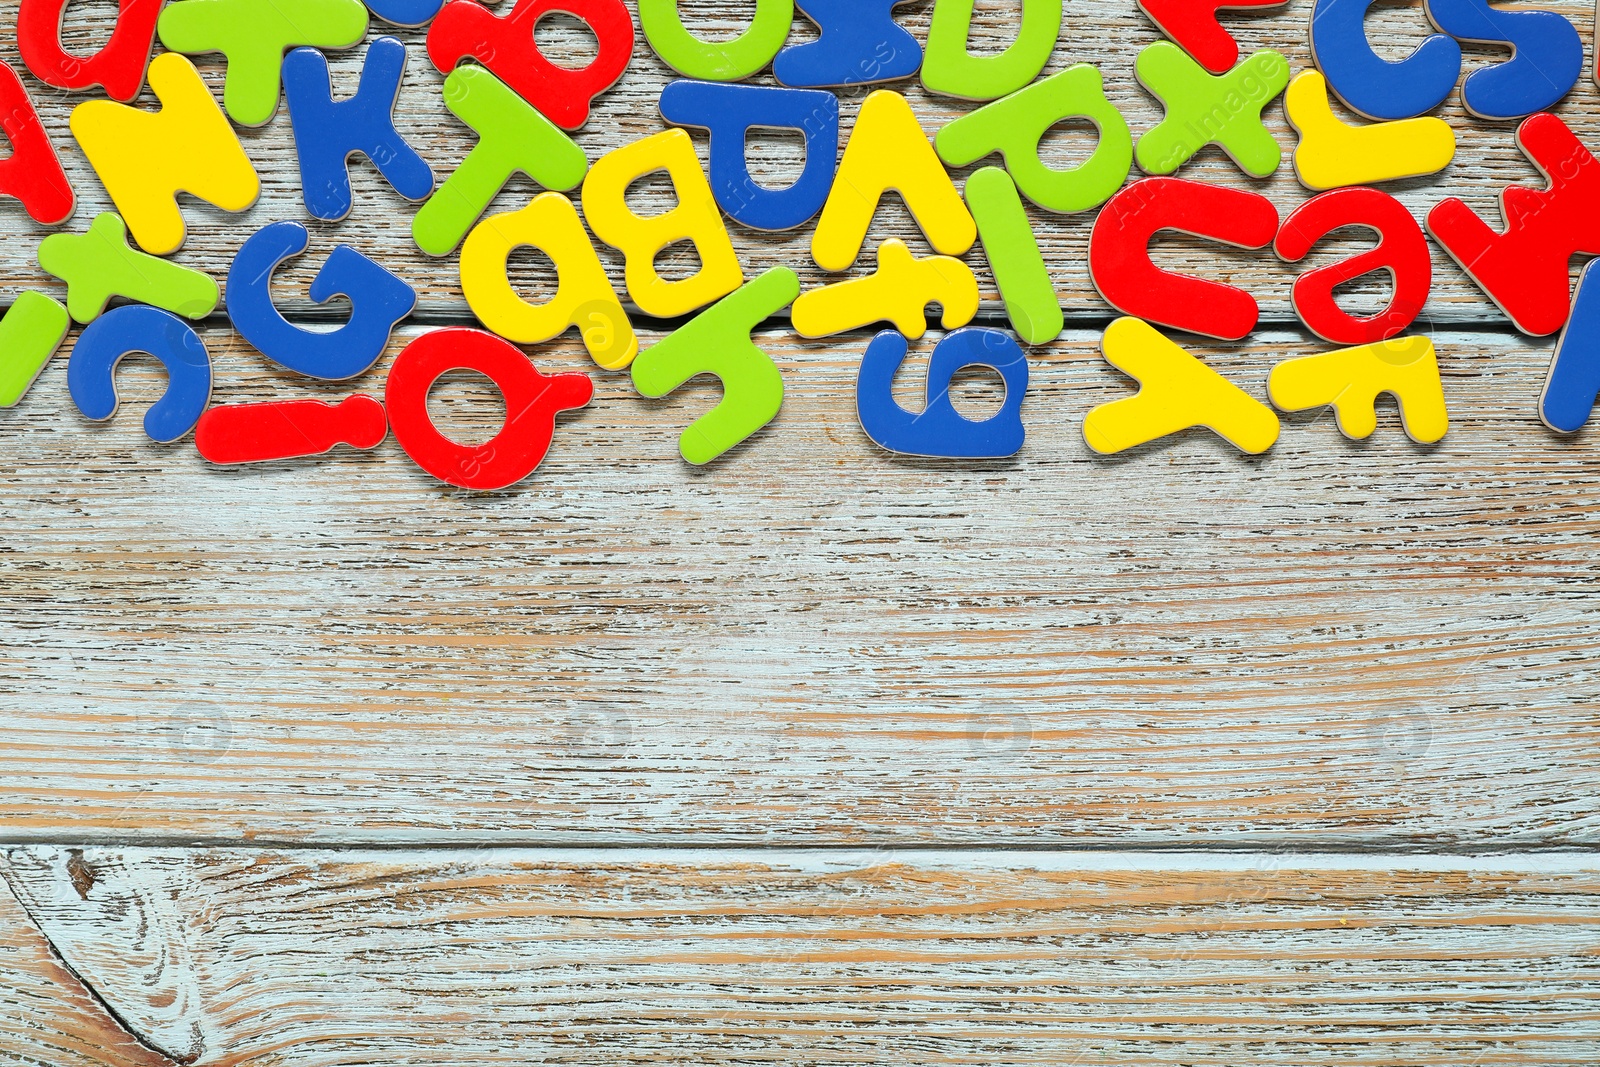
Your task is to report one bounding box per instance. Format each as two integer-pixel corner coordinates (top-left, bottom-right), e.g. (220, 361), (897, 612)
(1134, 42), (1289, 178)
(631, 267), (799, 466)
(658, 80), (840, 232)
(386, 328), (594, 491)
(921, 0), (1060, 101)
(460, 193), (638, 370)
(227, 220), (417, 381)
(639, 0), (792, 81)
(283, 36), (435, 221)
(1269, 336), (1448, 443)
(774, 0), (922, 88)
(1275, 187), (1431, 345)
(0, 293), (71, 408)
(1089, 177), (1279, 340)
(1541, 260), (1600, 434)
(582, 129), (745, 319)
(1308, 0), (1460, 120)
(1426, 113), (1600, 336)
(70, 53), (259, 256)
(935, 63), (1131, 215)
(68, 304), (213, 443)
(0, 61), (75, 227)
(792, 239), (977, 339)
(427, 0), (633, 130)
(812, 90), (976, 272)
(1424, 0), (1581, 120)
(857, 328), (1029, 458)
(1137, 0), (1288, 74)
(196, 395), (389, 464)
(966, 167), (1062, 345)
(158, 0), (370, 126)
(1284, 70), (1455, 191)
(19, 0), (162, 101)
(38, 213), (219, 324)
(413, 66), (588, 258)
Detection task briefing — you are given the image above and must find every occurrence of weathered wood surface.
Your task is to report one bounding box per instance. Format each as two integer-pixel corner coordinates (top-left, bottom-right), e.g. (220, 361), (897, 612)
(3, 322), (1599, 847)
(1, 0), (1597, 323)
(4, 847), (1599, 1066)
(0, 871), (170, 1067)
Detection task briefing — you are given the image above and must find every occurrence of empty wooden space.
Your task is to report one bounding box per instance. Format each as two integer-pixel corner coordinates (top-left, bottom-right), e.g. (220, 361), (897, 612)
(0, 0), (1597, 1063)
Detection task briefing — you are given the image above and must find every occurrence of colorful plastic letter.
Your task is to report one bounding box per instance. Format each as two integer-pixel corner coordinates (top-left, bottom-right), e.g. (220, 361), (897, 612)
(1089, 177), (1279, 340)
(427, 0), (633, 130)
(639, 0), (792, 81)
(38, 213), (219, 324)
(966, 167), (1061, 345)
(196, 395), (389, 464)
(1137, 0), (1288, 74)
(0, 293), (71, 408)
(18, 0), (162, 101)
(1134, 43), (1289, 178)
(1275, 188), (1431, 345)
(1424, 0), (1581, 120)
(774, 0), (921, 87)
(921, 0), (1060, 101)
(812, 91), (976, 271)
(1268, 336), (1448, 443)
(68, 304), (212, 443)
(70, 53), (259, 256)
(1083, 316), (1279, 454)
(157, 0), (369, 127)
(227, 221), (417, 381)
(1426, 113), (1600, 336)
(791, 239), (978, 339)
(283, 37), (435, 222)
(0, 61), (75, 227)
(1308, 0), (1460, 120)
(1284, 70), (1456, 191)
(366, 0), (444, 25)
(386, 328), (594, 491)
(1540, 260), (1600, 433)
(857, 328), (1029, 458)
(582, 129), (745, 318)
(658, 80), (840, 232)
(631, 267), (798, 465)
(460, 193), (637, 370)
(413, 66), (588, 258)
(935, 64), (1132, 215)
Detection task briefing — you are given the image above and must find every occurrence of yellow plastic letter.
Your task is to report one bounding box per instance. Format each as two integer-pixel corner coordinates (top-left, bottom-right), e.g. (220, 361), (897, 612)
(811, 90), (976, 272)
(1084, 316), (1280, 454)
(461, 193), (638, 371)
(1268, 335), (1448, 443)
(791, 239), (978, 339)
(1285, 71), (1456, 191)
(581, 128), (744, 319)
(69, 52), (260, 256)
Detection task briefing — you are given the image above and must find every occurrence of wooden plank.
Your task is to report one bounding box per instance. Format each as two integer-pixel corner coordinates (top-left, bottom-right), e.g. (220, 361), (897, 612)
(3, 846), (1599, 1065)
(0, 1), (1595, 322)
(3, 323), (1599, 846)
(0, 868), (174, 1066)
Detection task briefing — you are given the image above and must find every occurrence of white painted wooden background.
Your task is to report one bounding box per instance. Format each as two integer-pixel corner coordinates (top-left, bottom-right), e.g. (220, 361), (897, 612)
(1, 0), (1599, 1063)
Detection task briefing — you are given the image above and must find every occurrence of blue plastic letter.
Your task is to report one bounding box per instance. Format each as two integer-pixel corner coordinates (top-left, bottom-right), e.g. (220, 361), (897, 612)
(1424, 0), (1581, 119)
(658, 80), (839, 232)
(226, 220), (418, 381)
(773, 0), (921, 88)
(365, 0), (444, 25)
(283, 36), (434, 221)
(1541, 260), (1600, 434)
(68, 304), (212, 443)
(856, 327), (1029, 458)
(1309, 0), (1460, 119)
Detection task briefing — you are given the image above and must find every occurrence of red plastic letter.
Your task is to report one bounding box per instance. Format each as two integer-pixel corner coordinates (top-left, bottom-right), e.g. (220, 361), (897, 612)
(0, 61), (74, 226)
(1427, 112), (1600, 337)
(1137, 0), (1288, 74)
(18, 0), (162, 102)
(1088, 176), (1278, 340)
(427, 0), (634, 130)
(195, 395), (389, 465)
(385, 328), (594, 490)
(1276, 187), (1431, 345)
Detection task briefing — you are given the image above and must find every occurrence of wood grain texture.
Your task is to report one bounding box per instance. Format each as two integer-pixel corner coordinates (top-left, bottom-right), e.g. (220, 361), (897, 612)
(3, 322), (1599, 847)
(0, 869), (173, 1067)
(4, 846), (1600, 1066)
(0, 0), (1597, 323)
